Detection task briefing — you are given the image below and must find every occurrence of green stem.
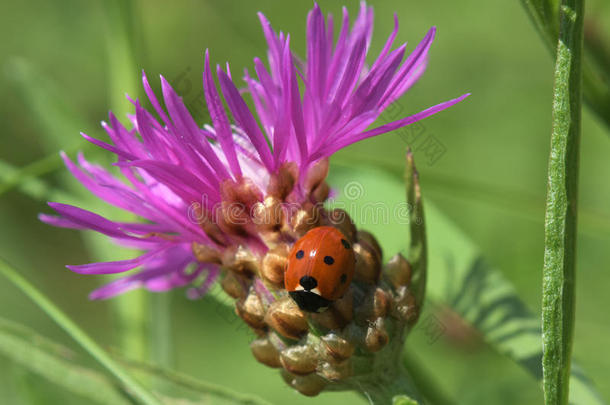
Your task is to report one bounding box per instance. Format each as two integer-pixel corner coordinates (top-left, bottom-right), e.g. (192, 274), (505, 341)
(405, 149), (427, 312)
(0, 257), (162, 405)
(0, 141), (88, 197)
(150, 293), (173, 367)
(358, 363), (424, 405)
(542, 0), (583, 404)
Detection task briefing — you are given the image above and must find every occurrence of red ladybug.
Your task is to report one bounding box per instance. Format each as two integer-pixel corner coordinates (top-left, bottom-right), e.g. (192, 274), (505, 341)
(285, 226), (355, 312)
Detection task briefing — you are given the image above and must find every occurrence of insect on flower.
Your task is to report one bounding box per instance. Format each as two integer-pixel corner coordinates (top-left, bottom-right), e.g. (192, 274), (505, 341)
(285, 226), (355, 312)
(40, 1), (469, 396)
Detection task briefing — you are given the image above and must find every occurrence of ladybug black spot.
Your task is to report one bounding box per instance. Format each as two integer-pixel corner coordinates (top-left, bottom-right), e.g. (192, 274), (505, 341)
(296, 250), (305, 259)
(324, 255), (334, 265)
(341, 239), (351, 249)
(299, 275), (318, 290)
(340, 274), (347, 283)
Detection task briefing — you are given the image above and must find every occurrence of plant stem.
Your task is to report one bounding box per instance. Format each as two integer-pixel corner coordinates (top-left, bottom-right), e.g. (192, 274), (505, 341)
(542, 0), (583, 404)
(405, 149), (427, 312)
(358, 363), (424, 405)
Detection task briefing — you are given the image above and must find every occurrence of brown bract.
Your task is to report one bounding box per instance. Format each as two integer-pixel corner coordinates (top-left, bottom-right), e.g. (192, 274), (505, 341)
(193, 202), (420, 397)
(264, 297), (308, 340)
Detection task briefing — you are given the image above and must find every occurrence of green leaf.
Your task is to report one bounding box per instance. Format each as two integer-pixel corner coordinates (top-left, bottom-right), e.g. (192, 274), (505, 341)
(542, 0), (584, 404)
(0, 257), (163, 405)
(0, 317), (132, 405)
(402, 353), (454, 405)
(328, 162), (605, 405)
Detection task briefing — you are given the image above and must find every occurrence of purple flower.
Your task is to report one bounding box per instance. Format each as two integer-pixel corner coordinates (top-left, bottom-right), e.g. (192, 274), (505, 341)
(41, 2), (468, 300)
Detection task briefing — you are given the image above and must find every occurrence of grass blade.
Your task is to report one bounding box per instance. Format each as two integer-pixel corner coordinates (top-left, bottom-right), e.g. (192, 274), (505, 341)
(542, 0), (584, 403)
(520, 0), (610, 131)
(0, 256), (162, 405)
(102, 0), (152, 365)
(104, 0), (141, 119)
(116, 357), (274, 405)
(0, 316), (274, 405)
(0, 317), (132, 405)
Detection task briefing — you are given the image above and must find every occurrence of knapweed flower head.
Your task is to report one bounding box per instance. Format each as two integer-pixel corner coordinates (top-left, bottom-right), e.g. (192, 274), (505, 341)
(41, 2), (467, 397)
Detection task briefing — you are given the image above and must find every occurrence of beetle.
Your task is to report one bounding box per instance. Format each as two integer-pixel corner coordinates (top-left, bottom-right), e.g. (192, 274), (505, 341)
(285, 226), (355, 312)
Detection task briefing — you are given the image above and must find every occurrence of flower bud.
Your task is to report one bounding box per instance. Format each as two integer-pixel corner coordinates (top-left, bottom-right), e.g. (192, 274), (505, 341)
(235, 289), (266, 330)
(320, 333), (355, 362)
(318, 359), (352, 381)
(264, 297), (308, 340)
(364, 317), (389, 352)
(309, 288), (353, 331)
(217, 178), (264, 237)
(221, 245), (259, 275)
(280, 343), (318, 375)
(251, 337), (282, 368)
(191, 203), (229, 246)
(356, 230), (382, 258)
(384, 253), (412, 288)
(289, 203), (321, 238)
(267, 162), (298, 200)
(281, 370), (327, 397)
(322, 209), (357, 243)
(220, 271), (248, 299)
(392, 286), (419, 324)
(303, 158), (329, 195)
(260, 244), (289, 287)
(356, 287), (390, 323)
(312, 181), (330, 203)
(192, 242), (221, 264)
(252, 196), (284, 234)
(353, 240), (381, 284)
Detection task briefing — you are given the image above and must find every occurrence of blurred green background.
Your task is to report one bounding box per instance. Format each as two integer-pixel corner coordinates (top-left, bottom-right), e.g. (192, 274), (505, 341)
(1, 0), (609, 404)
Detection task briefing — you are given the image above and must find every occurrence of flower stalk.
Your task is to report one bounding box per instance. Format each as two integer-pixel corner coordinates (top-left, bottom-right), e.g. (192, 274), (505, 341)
(542, 0), (584, 403)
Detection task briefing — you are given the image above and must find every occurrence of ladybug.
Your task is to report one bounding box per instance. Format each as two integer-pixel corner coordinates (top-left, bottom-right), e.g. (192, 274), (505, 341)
(285, 226), (355, 312)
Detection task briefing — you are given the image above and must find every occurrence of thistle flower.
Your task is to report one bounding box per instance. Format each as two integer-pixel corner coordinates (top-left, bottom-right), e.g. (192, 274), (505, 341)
(41, 2), (467, 400)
